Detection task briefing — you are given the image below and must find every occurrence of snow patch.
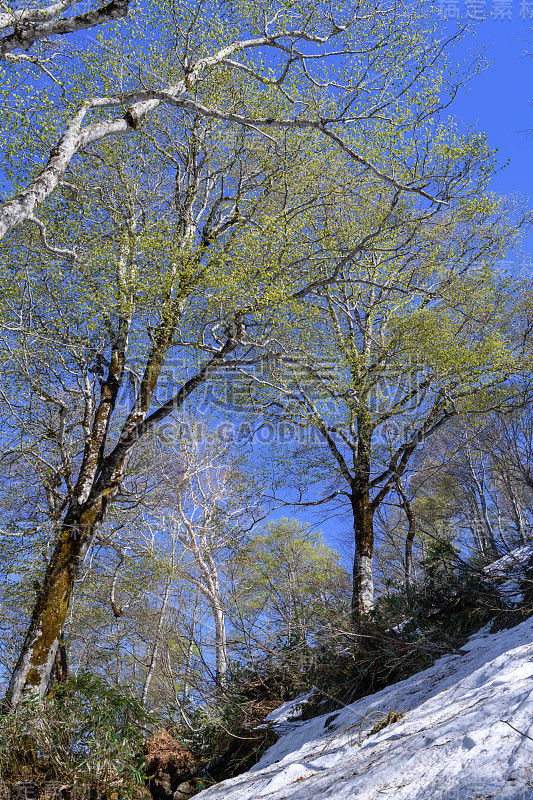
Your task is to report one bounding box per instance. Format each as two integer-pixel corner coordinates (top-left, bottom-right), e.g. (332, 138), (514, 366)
(486, 544), (533, 606)
(264, 690), (316, 727)
(197, 616), (533, 799)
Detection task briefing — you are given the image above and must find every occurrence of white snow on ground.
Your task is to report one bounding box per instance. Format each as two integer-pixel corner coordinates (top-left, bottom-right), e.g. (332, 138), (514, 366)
(198, 617), (533, 800)
(485, 544), (533, 577)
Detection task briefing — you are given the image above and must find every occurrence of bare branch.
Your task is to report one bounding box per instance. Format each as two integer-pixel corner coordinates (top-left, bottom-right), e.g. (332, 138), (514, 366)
(28, 213), (77, 260)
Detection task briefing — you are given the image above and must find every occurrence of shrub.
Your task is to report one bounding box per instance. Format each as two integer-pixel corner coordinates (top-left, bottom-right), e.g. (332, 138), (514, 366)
(300, 554), (508, 718)
(0, 673), (151, 798)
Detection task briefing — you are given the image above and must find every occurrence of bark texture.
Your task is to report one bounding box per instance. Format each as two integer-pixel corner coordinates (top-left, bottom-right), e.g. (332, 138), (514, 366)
(397, 480), (416, 592)
(0, 0), (129, 56)
(351, 492), (375, 622)
(5, 500), (110, 708)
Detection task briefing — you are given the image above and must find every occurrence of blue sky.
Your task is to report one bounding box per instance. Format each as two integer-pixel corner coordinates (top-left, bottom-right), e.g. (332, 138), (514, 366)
(450, 9), (532, 197)
(441, 5), (533, 259)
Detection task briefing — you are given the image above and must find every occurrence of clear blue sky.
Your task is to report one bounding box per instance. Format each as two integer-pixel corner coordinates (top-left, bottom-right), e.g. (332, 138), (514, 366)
(442, 5), (533, 261)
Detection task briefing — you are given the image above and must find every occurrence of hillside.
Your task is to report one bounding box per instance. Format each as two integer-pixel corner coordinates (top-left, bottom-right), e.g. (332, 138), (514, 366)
(195, 615), (533, 799)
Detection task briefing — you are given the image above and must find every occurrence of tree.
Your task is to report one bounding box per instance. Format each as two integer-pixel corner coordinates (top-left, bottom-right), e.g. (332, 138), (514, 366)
(395, 477), (416, 592)
(141, 421), (261, 694)
(396, 409), (533, 568)
(251, 196), (528, 622)
(226, 517), (350, 665)
(1, 103), (369, 706)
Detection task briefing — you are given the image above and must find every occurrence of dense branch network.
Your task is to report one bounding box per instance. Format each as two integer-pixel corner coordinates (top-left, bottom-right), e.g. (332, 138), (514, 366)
(0, 3), (451, 241)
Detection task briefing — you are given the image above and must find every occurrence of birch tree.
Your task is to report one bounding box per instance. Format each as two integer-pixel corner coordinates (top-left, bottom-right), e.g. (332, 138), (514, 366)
(141, 423), (259, 694)
(0, 0), (130, 59)
(402, 411), (533, 565)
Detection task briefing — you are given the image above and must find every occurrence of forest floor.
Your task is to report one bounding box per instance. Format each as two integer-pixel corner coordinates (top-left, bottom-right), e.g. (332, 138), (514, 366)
(194, 610), (533, 798)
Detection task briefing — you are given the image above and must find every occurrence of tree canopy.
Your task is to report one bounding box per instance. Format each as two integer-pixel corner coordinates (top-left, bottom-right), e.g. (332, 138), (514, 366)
(0, 0), (532, 731)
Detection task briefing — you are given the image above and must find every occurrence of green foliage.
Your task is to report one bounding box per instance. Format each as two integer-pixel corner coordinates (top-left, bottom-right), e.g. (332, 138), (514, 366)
(378, 548), (503, 646)
(179, 694), (278, 787)
(0, 673), (151, 797)
(174, 632), (355, 784)
(422, 539), (461, 582)
(227, 518), (351, 654)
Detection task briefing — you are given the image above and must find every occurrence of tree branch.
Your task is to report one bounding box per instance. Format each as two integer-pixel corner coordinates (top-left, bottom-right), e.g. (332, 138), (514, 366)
(0, 0), (129, 56)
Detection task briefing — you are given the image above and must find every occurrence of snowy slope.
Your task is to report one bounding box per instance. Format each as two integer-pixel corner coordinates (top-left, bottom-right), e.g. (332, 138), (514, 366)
(486, 544), (533, 605)
(486, 544), (533, 577)
(197, 617), (533, 800)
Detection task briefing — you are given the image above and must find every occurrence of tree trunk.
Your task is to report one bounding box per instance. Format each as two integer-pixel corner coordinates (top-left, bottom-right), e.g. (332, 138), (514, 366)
(141, 579), (172, 708)
(508, 482), (527, 545)
(396, 480), (416, 592)
(466, 451), (498, 557)
(351, 492), (375, 624)
(212, 601), (228, 694)
(183, 587), (200, 704)
(3, 498), (110, 710)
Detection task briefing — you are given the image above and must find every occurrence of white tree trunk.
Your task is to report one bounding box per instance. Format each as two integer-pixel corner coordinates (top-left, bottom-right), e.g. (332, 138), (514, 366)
(212, 601), (228, 693)
(355, 552), (375, 615)
(141, 579), (172, 707)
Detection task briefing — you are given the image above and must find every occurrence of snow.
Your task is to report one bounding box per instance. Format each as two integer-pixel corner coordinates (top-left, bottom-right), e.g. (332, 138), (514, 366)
(485, 545), (533, 577)
(197, 616), (533, 799)
(486, 544), (533, 605)
(262, 690), (316, 731)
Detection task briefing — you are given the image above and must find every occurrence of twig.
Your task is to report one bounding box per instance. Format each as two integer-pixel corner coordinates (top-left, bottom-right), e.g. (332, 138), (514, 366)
(501, 719), (533, 742)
